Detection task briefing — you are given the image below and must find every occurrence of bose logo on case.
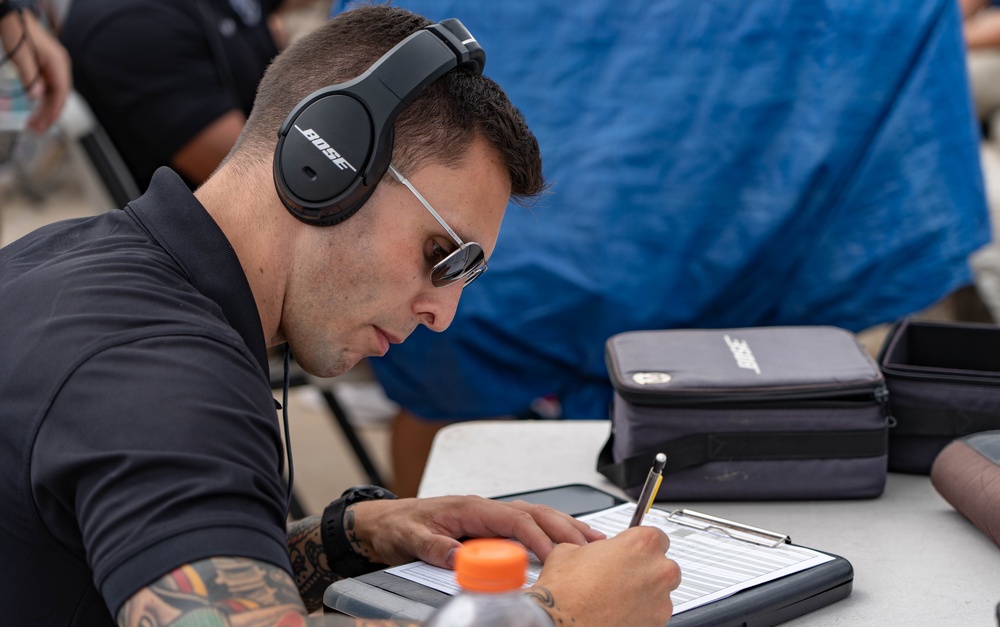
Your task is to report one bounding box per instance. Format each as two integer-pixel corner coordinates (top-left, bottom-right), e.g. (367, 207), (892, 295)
(724, 335), (761, 375)
(295, 125), (357, 172)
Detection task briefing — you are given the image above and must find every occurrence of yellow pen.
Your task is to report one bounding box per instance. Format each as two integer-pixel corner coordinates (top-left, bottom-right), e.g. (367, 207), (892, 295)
(628, 452), (667, 528)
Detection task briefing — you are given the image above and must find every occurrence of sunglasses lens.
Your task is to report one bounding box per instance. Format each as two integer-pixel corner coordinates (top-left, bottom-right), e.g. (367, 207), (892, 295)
(431, 243), (486, 287)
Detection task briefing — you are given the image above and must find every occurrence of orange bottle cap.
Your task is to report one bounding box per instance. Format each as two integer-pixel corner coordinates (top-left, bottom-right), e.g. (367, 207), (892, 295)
(454, 539), (528, 593)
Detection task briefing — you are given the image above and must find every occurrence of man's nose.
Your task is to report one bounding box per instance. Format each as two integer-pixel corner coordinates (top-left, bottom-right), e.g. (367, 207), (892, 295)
(415, 281), (464, 332)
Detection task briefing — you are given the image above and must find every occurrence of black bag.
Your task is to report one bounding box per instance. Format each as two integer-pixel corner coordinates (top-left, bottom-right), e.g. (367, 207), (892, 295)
(598, 326), (889, 500)
(877, 318), (1000, 474)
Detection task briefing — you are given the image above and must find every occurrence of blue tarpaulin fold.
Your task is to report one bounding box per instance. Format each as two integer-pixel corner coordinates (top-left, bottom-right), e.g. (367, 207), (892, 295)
(335, 0), (990, 420)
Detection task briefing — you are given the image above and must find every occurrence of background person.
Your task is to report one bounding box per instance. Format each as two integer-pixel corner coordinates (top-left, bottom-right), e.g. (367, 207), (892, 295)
(59, 0), (326, 192)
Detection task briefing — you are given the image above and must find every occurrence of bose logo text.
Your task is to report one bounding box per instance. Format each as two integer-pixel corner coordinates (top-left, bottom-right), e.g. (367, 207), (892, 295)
(724, 335), (761, 375)
(294, 125), (357, 172)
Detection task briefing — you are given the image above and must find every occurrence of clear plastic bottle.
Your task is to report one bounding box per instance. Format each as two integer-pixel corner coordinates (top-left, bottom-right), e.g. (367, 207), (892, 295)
(424, 538), (553, 626)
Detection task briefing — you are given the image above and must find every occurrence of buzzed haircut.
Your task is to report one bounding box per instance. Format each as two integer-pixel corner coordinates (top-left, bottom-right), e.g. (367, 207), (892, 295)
(235, 4), (544, 203)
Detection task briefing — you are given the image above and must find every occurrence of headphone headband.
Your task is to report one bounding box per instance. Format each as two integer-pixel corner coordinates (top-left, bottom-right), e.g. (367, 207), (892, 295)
(274, 18), (485, 226)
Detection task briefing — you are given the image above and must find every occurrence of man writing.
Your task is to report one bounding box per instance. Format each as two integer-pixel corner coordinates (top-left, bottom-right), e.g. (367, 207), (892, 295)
(0, 5), (679, 626)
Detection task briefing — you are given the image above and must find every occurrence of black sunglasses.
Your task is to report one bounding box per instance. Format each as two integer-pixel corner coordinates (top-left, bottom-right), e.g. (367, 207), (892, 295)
(388, 164), (487, 287)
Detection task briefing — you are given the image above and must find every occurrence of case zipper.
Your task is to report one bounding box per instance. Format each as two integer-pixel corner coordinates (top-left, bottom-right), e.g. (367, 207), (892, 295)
(615, 381), (887, 407)
(879, 366), (1000, 387)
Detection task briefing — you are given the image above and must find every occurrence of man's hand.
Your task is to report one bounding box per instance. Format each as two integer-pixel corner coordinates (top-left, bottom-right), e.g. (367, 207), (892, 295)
(345, 495), (606, 568)
(0, 8), (71, 133)
(527, 526), (681, 627)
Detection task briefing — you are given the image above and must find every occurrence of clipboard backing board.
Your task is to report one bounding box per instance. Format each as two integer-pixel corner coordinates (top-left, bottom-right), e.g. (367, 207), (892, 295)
(322, 484), (853, 626)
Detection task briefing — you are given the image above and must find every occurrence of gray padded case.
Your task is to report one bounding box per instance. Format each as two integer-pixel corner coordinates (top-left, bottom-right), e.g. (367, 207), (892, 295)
(598, 327), (889, 500)
(878, 319), (1000, 474)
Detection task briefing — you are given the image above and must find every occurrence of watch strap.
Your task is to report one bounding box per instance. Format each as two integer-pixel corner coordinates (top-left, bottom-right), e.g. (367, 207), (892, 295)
(320, 485), (396, 578)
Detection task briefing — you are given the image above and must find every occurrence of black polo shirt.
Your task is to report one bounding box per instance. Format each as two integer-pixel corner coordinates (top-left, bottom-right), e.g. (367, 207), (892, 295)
(60, 0), (280, 191)
(0, 168), (290, 624)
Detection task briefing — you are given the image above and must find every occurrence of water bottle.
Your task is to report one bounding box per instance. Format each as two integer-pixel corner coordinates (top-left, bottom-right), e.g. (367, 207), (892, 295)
(424, 538), (553, 626)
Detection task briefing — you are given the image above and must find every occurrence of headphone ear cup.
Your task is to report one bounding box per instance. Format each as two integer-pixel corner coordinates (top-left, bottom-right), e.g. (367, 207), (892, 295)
(275, 94), (375, 225)
(273, 18), (484, 226)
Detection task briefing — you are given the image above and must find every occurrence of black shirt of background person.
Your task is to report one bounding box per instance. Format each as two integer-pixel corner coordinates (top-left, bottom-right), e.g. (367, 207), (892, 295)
(60, 0), (280, 192)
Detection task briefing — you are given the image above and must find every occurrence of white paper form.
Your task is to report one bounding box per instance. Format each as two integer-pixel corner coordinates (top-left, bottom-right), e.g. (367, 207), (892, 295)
(386, 503), (833, 616)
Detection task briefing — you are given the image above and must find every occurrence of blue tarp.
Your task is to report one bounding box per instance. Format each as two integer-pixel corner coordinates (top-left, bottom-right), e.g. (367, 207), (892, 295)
(335, 0), (990, 420)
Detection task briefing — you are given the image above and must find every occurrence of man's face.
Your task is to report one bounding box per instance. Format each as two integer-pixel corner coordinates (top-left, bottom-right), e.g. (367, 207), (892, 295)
(281, 138), (510, 378)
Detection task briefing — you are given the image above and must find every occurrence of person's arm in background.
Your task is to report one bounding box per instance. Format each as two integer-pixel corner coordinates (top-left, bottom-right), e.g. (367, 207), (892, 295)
(0, 1), (70, 132)
(169, 109), (246, 185)
(171, 0), (329, 184)
(118, 496), (680, 626)
(961, 0), (991, 18)
(960, 0), (1000, 49)
(965, 12), (1000, 49)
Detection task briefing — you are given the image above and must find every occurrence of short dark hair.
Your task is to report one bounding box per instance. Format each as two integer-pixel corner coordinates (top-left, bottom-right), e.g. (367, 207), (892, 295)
(235, 4), (544, 203)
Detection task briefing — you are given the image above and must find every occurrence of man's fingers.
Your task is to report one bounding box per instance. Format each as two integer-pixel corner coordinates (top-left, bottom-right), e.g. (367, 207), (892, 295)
(506, 500), (605, 545)
(614, 525), (672, 554)
(470, 503), (599, 562)
(356, 495), (613, 571)
(2, 13), (39, 93)
(23, 12), (72, 133)
(0, 10), (72, 134)
(27, 56), (70, 133)
(414, 533), (462, 570)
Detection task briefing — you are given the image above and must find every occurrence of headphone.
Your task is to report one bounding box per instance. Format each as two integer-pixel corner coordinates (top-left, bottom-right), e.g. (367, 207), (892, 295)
(273, 18), (486, 227)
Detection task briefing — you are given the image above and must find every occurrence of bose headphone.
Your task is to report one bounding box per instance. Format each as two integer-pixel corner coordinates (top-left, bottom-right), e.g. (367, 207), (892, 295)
(273, 18), (486, 227)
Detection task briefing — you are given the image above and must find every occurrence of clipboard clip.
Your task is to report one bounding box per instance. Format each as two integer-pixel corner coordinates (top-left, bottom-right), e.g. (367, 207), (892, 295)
(665, 509), (790, 548)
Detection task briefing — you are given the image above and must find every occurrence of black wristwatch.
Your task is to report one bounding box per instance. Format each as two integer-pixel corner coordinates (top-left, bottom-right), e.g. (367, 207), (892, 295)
(320, 485), (397, 578)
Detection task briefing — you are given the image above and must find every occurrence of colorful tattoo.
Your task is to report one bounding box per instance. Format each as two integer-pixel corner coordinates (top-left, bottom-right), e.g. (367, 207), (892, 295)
(115, 554), (414, 626)
(116, 557), (303, 627)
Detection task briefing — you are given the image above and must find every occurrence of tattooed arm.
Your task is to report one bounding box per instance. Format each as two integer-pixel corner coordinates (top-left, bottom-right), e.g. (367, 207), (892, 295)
(286, 514), (336, 613)
(115, 556), (420, 627)
(115, 497), (677, 626)
(286, 504), (388, 613)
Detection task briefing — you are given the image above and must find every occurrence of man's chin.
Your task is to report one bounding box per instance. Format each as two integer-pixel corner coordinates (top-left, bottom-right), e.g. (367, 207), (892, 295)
(288, 351), (358, 379)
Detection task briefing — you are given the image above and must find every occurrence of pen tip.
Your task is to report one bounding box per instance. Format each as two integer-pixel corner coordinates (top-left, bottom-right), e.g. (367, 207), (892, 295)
(656, 452), (667, 463)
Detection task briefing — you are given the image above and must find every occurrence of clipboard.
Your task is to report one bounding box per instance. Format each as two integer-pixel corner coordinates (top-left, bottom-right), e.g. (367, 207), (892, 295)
(322, 485), (853, 626)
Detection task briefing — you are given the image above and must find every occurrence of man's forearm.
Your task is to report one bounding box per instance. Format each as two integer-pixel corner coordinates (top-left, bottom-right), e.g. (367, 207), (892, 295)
(288, 515), (340, 611)
(116, 555), (420, 627)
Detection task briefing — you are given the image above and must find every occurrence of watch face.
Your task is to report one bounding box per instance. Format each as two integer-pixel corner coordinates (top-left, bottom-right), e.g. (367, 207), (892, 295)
(344, 485), (397, 503)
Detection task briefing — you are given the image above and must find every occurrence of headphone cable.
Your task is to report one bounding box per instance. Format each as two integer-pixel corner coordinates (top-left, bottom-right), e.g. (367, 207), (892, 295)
(282, 343), (295, 516)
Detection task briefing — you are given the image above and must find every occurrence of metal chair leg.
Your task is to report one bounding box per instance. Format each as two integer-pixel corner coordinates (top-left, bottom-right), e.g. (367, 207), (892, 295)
(319, 387), (387, 487)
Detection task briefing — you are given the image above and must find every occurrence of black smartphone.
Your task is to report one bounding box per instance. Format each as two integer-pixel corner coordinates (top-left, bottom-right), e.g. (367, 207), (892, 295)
(493, 483), (627, 517)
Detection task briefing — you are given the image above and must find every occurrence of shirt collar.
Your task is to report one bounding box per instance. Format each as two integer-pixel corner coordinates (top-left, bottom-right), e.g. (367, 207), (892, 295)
(125, 167), (270, 378)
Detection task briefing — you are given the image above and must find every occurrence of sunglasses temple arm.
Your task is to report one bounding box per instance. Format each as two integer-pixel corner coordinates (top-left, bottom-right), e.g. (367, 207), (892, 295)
(387, 164), (466, 246)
